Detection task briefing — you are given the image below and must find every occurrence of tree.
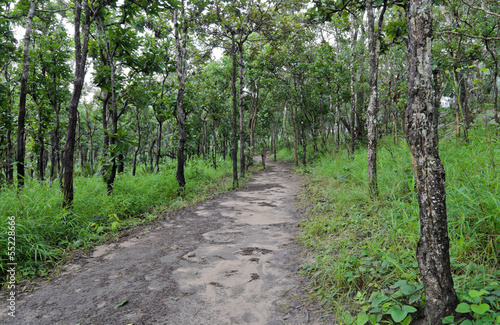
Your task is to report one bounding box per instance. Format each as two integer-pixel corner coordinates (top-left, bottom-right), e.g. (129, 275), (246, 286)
(405, 0), (459, 323)
(16, 0), (37, 187)
(62, 0), (112, 207)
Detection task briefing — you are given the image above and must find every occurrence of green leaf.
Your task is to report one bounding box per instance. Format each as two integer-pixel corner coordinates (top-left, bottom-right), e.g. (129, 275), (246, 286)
(456, 302), (471, 313)
(409, 292), (421, 304)
(442, 315), (454, 324)
(114, 300), (129, 309)
(357, 312), (369, 325)
(461, 320), (473, 325)
(469, 290), (483, 298)
(402, 305), (417, 313)
(388, 305), (408, 323)
(480, 67), (489, 72)
(402, 315), (412, 325)
(401, 283), (417, 295)
(470, 303), (490, 315)
(456, 68), (462, 72)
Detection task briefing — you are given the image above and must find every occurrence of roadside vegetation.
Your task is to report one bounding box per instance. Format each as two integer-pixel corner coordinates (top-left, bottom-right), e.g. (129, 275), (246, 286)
(280, 123), (499, 324)
(0, 157), (234, 284)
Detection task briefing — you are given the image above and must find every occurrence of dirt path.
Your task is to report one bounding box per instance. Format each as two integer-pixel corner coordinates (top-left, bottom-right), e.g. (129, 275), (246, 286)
(2, 162), (329, 324)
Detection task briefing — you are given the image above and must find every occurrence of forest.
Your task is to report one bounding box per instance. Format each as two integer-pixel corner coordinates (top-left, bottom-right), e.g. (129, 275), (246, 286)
(1, 0), (499, 324)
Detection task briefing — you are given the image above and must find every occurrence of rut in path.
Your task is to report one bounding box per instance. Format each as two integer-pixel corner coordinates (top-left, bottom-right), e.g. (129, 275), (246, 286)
(1, 163), (329, 325)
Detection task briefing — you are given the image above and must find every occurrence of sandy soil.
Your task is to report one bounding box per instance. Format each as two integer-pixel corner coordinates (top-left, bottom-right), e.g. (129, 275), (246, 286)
(1, 162), (332, 324)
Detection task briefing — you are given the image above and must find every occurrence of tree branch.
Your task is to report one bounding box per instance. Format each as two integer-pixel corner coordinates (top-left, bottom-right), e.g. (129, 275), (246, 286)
(461, 0), (500, 19)
(436, 30), (500, 40)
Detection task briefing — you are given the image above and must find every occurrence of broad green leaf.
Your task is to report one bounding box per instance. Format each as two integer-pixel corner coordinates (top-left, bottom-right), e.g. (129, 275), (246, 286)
(456, 302), (471, 313)
(469, 290), (485, 298)
(401, 283), (417, 295)
(357, 312), (369, 325)
(388, 305), (408, 323)
(442, 315), (454, 324)
(470, 303), (489, 315)
(402, 305), (417, 313)
(409, 293), (421, 304)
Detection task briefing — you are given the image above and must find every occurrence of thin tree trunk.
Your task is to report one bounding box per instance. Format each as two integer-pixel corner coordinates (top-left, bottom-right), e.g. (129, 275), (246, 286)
(155, 120), (163, 171)
(238, 43), (246, 175)
(366, 0), (386, 199)
(149, 136), (156, 172)
(37, 103), (44, 181)
(406, 1), (459, 323)
(350, 14), (357, 155)
(485, 42), (499, 124)
(132, 109), (141, 176)
(16, 0), (37, 187)
(231, 33), (239, 188)
(63, 0), (92, 207)
(291, 103), (298, 167)
(101, 91), (111, 157)
(212, 122), (218, 170)
(174, 4), (187, 188)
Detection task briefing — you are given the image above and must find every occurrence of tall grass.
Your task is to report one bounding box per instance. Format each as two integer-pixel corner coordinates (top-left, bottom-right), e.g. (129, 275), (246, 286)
(281, 124), (499, 322)
(0, 156), (233, 281)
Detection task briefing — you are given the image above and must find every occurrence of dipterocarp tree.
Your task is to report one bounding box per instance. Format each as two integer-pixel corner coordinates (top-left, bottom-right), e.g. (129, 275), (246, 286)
(16, 0), (37, 188)
(405, 0), (459, 323)
(62, 0), (114, 207)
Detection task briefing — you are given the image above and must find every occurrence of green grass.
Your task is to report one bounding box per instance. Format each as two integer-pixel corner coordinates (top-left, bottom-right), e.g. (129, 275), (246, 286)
(0, 156), (234, 282)
(280, 124), (499, 324)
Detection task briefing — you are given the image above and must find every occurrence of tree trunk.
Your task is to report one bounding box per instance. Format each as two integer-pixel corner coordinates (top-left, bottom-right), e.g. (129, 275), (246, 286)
(132, 108), (142, 176)
(366, 0), (386, 199)
(291, 103), (299, 167)
(62, 0), (92, 207)
(405, 1), (459, 323)
(238, 43), (246, 175)
(454, 70), (469, 142)
(212, 122), (218, 170)
(101, 91), (111, 157)
(37, 103), (44, 181)
(231, 33), (239, 188)
(155, 120), (163, 171)
(6, 129), (13, 183)
(149, 136), (156, 172)
(174, 5), (187, 188)
(301, 121), (307, 166)
(350, 14), (357, 155)
(485, 42), (499, 124)
(16, 0), (37, 188)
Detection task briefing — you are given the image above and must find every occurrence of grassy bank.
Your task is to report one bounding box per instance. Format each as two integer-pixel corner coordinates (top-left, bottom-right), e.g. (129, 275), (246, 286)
(0, 157), (234, 283)
(280, 125), (499, 324)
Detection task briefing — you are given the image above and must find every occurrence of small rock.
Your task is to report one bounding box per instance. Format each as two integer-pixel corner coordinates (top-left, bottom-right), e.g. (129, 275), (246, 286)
(172, 245), (179, 250)
(187, 252), (196, 258)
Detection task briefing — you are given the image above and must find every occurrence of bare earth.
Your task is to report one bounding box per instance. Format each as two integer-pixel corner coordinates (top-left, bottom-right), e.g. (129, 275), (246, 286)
(1, 162), (331, 325)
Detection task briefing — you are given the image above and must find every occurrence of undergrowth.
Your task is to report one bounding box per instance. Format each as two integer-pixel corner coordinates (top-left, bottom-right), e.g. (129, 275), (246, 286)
(0, 156), (233, 284)
(281, 124), (499, 324)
